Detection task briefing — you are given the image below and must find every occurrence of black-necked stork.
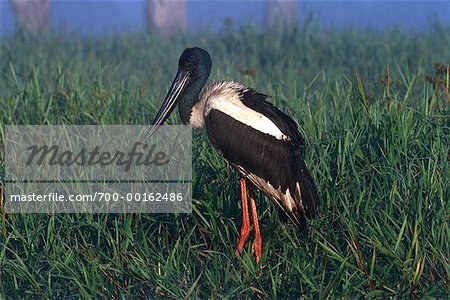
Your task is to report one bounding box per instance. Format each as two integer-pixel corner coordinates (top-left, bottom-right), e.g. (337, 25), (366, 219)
(143, 47), (319, 263)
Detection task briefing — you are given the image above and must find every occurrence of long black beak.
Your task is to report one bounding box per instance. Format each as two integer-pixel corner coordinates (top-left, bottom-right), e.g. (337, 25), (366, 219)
(141, 70), (190, 143)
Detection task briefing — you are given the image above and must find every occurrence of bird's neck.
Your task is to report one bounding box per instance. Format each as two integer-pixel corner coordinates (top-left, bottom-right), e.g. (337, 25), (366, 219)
(178, 74), (209, 125)
(178, 85), (202, 125)
(186, 91), (208, 128)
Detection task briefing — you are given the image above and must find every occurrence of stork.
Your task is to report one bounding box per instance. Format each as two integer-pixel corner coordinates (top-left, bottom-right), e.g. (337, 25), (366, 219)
(142, 47), (319, 263)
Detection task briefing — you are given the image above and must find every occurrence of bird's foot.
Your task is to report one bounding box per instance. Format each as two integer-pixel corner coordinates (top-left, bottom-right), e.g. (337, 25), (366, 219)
(253, 236), (262, 264)
(235, 226), (251, 257)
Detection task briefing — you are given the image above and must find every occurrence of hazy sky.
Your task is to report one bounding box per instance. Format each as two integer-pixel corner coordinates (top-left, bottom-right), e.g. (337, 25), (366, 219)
(1, 1), (449, 36)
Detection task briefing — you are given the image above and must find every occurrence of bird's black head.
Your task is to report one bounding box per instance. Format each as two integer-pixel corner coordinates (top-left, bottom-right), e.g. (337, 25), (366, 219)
(142, 47), (212, 142)
(178, 47), (212, 83)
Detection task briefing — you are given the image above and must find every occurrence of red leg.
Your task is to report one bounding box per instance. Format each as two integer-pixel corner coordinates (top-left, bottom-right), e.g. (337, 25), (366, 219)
(235, 177), (251, 256)
(248, 183), (262, 264)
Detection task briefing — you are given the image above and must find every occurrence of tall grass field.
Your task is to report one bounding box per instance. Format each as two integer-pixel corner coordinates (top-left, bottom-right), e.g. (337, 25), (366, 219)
(0, 24), (449, 298)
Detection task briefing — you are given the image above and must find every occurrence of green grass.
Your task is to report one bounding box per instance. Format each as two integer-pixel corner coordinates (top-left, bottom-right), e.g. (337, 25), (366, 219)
(1, 24), (449, 298)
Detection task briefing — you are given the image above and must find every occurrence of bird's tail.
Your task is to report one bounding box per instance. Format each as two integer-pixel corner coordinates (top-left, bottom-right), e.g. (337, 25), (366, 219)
(290, 160), (319, 231)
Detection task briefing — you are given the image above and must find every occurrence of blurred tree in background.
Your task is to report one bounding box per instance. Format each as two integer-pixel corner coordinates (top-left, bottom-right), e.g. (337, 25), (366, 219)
(264, 0), (297, 31)
(145, 0), (187, 36)
(10, 0), (50, 36)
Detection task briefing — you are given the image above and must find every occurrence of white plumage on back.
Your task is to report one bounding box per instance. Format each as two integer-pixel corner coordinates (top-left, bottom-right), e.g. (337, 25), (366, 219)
(189, 81), (289, 140)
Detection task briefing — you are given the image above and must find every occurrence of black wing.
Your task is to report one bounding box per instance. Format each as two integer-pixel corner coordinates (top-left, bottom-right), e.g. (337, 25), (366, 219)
(240, 89), (306, 149)
(205, 105), (319, 230)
